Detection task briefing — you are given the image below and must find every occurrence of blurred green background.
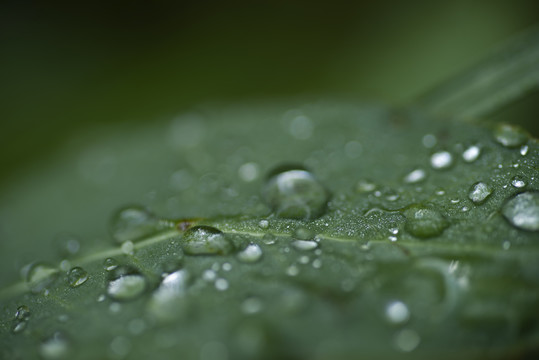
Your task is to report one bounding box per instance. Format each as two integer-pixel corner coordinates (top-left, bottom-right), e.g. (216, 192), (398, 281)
(1, 0), (539, 187)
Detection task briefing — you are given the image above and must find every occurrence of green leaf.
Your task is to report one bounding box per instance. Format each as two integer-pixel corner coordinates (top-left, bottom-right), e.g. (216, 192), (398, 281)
(0, 100), (538, 360)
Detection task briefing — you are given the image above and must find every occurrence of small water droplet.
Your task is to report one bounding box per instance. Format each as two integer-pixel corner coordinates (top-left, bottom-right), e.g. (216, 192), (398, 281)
(422, 134), (437, 148)
(286, 265), (300, 276)
(430, 151), (453, 170)
(103, 258), (119, 271)
(293, 227), (314, 240)
(39, 332), (70, 359)
(66, 267), (89, 288)
(403, 169), (426, 184)
(215, 278), (229, 291)
(435, 189), (445, 196)
(312, 259), (322, 268)
(182, 226), (234, 255)
(106, 266), (147, 302)
(25, 263), (60, 293)
(222, 262), (232, 271)
(291, 240), (318, 251)
(12, 320), (27, 333)
(237, 243), (263, 263)
(493, 123), (528, 148)
(511, 176), (526, 188)
(238, 162), (260, 182)
(394, 329), (420, 352)
(468, 182), (493, 204)
(241, 297), (263, 314)
(385, 301), (410, 325)
(289, 115), (314, 140)
(462, 145), (481, 162)
(298, 255), (310, 264)
(110, 205), (160, 244)
(403, 205), (448, 238)
(502, 192), (539, 231)
(262, 166), (329, 220)
(258, 219), (269, 229)
(121, 241), (135, 255)
(203, 269), (217, 281)
(502, 240), (511, 250)
(356, 180), (377, 193)
(262, 234), (275, 245)
(520, 145), (529, 156)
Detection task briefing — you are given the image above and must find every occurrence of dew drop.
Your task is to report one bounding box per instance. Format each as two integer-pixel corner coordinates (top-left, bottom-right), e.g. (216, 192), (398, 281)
(66, 267), (89, 288)
(422, 134), (437, 148)
(106, 266), (147, 302)
(430, 151), (453, 170)
(237, 243), (263, 263)
(15, 305), (30, 321)
(356, 180), (377, 193)
(182, 226), (234, 255)
(291, 240), (319, 251)
(121, 241), (135, 255)
(39, 332), (70, 359)
(403, 169), (426, 184)
(110, 205), (160, 244)
(468, 182), (493, 204)
(25, 263), (60, 293)
(152, 270), (190, 304)
(241, 297), (263, 314)
(520, 145), (529, 156)
(286, 265), (300, 276)
(403, 205), (448, 238)
(238, 162), (260, 182)
(262, 166), (329, 220)
(215, 278), (229, 291)
(103, 258), (119, 271)
(394, 329), (420, 352)
(462, 145), (481, 163)
(12, 320), (27, 333)
(385, 301), (410, 325)
(493, 123), (528, 148)
(511, 176), (526, 188)
(502, 192), (539, 231)
(258, 219), (269, 229)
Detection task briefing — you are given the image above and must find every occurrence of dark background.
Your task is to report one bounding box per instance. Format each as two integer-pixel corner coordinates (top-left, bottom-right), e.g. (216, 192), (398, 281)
(2, 0), (539, 186)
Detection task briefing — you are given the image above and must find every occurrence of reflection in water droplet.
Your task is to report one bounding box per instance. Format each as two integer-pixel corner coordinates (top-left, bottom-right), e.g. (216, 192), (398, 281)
(502, 192), (539, 231)
(292, 240), (318, 251)
(493, 123), (528, 148)
(152, 270), (190, 305)
(386, 301), (410, 325)
(403, 205), (448, 238)
(237, 244), (263, 263)
(12, 320), (27, 333)
(430, 151), (453, 170)
(106, 266), (147, 301)
(511, 176), (526, 188)
(403, 169), (426, 184)
(356, 180), (377, 193)
(468, 182), (493, 204)
(394, 329), (420, 352)
(103, 258), (119, 271)
(110, 206), (159, 244)
(26, 263), (59, 293)
(462, 145), (481, 162)
(263, 166), (329, 220)
(182, 226), (234, 255)
(66, 267), (89, 288)
(39, 332), (70, 359)
(15, 305), (30, 321)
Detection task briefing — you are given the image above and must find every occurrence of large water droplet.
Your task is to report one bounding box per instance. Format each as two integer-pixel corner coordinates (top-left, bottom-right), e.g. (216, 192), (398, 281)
(468, 182), (493, 204)
(262, 166), (329, 220)
(502, 192), (539, 231)
(493, 123), (528, 148)
(182, 226), (234, 255)
(430, 151), (453, 170)
(66, 267), (89, 288)
(40, 332), (70, 359)
(462, 145), (481, 163)
(403, 205), (448, 238)
(25, 263), (60, 293)
(110, 205), (160, 244)
(106, 266), (147, 301)
(237, 243), (263, 263)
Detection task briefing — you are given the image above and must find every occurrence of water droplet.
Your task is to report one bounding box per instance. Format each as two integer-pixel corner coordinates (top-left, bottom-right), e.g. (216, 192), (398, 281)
(468, 182), (493, 204)
(262, 166), (329, 220)
(153, 270), (190, 301)
(312, 259), (322, 268)
(462, 145), (481, 162)
(385, 301), (410, 325)
(182, 226), (234, 255)
(520, 145), (529, 156)
(430, 151), (453, 170)
(262, 234), (275, 245)
(222, 262), (232, 271)
(25, 263), (59, 293)
(39, 332), (70, 359)
(237, 243), (263, 263)
(12, 320), (27, 333)
(356, 180), (377, 193)
(203, 269), (217, 281)
(502, 192), (539, 231)
(293, 227), (314, 240)
(511, 176), (526, 188)
(15, 305), (30, 321)
(106, 266), (147, 302)
(241, 297), (263, 314)
(215, 278), (229, 291)
(289, 115), (314, 140)
(403, 205), (448, 238)
(53, 233), (81, 257)
(502, 240), (511, 250)
(121, 241), (135, 255)
(238, 162), (260, 182)
(110, 205), (160, 244)
(403, 169), (426, 184)
(493, 123), (528, 148)
(103, 258), (119, 271)
(66, 267), (89, 288)
(291, 240), (318, 251)
(394, 329), (420, 352)
(258, 220), (269, 229)
(422, 134), (437, 148)
(286, 265), (300, 276)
